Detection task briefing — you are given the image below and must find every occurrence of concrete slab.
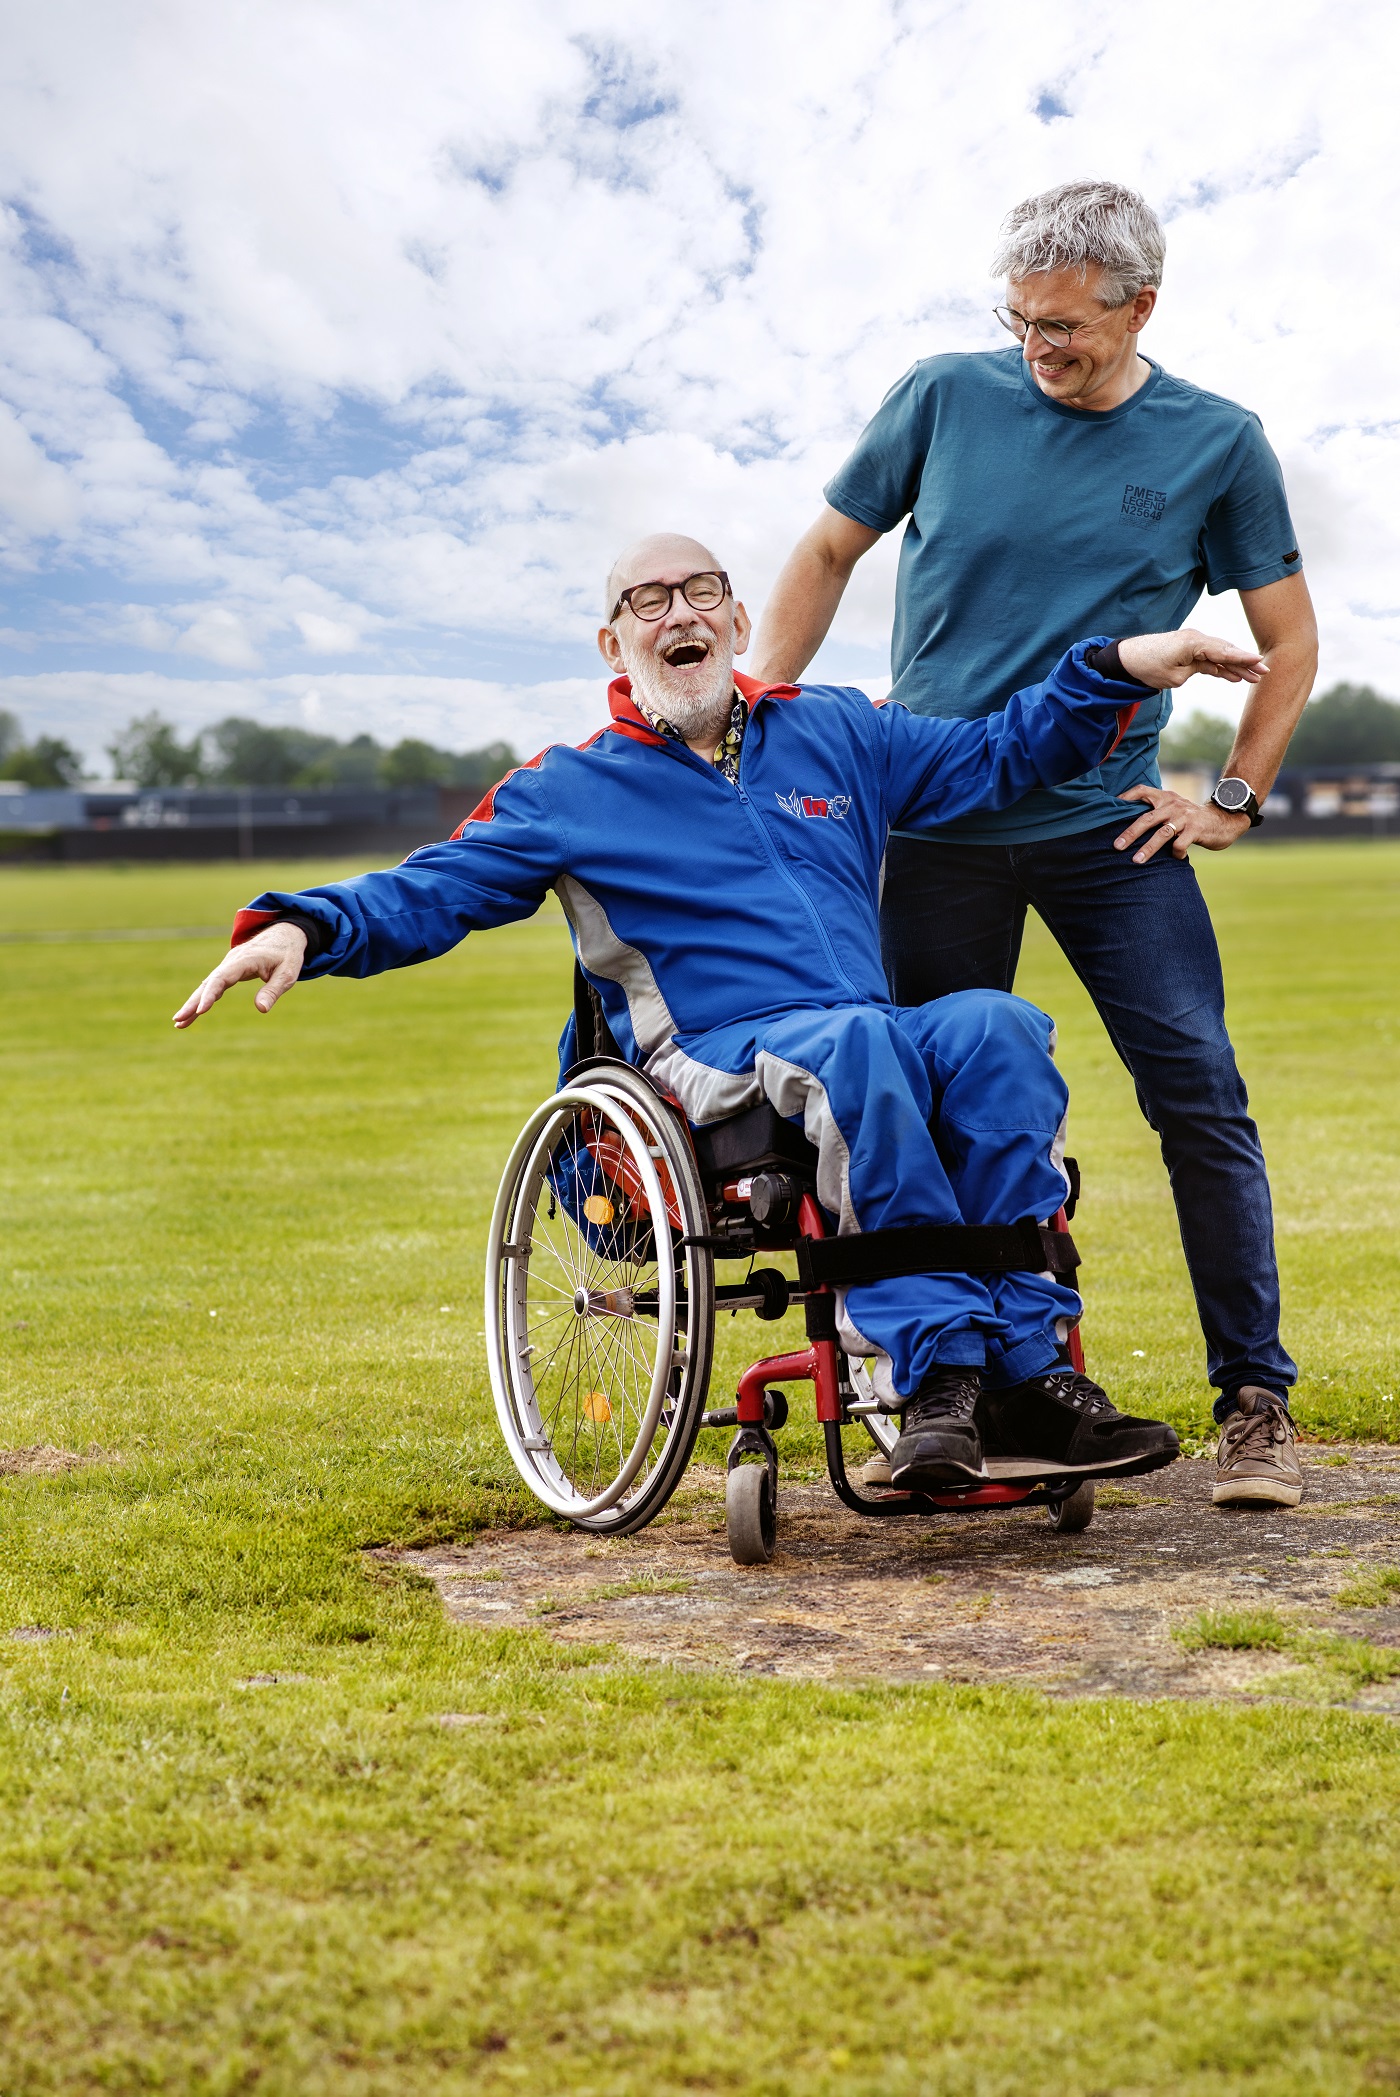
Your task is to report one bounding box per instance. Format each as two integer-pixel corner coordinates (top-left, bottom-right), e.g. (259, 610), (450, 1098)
(392, 1445), (1400, 1701)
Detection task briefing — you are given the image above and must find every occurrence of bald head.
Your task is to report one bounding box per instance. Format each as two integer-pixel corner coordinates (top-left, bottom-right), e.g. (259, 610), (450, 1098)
(604, 532), (722, 622)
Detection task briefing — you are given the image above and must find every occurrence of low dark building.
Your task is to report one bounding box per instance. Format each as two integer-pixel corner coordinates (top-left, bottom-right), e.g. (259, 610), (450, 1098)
(0, 782), (492, 863)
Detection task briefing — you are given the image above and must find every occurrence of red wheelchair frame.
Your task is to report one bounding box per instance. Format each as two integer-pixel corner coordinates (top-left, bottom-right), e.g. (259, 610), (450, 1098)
(689, 1155), (1091, 1560)
(487, 970), (1100, 1562)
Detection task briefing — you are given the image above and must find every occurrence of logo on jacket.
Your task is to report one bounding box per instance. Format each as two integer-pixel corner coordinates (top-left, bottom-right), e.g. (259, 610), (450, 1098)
(775, 789), (851, 821)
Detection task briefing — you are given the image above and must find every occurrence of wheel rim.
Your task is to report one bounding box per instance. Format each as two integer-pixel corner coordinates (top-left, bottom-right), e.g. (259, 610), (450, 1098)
(486, 1085), (684, 1519)
(849, 1359), (899, 1456)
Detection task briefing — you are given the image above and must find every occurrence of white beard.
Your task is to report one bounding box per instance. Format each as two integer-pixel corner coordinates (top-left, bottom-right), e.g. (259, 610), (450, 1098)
(621, 625), (736, 747)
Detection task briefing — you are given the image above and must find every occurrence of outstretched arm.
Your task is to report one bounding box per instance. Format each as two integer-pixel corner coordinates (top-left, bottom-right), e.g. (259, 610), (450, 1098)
(171, 761), (566, 1028)
(750, 507), (882, 684)
(883, 629), (1267, 833)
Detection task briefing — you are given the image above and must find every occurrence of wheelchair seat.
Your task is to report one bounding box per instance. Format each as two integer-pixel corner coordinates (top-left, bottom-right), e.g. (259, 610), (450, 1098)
(568, 959), (820, 1187)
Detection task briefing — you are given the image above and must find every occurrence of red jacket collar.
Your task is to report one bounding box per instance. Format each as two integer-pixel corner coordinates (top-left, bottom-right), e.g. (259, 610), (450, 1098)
(606, 667), (800, 743)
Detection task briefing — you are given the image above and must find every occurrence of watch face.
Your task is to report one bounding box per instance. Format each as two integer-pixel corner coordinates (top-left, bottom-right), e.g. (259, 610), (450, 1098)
(1214, 777), (1252, 812)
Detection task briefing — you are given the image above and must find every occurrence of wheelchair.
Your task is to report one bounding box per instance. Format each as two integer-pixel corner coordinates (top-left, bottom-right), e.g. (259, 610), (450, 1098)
(485, 969), (1100, 1566)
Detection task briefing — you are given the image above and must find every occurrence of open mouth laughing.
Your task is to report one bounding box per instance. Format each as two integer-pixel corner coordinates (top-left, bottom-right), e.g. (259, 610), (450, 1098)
(660, 633), (712, 672)
(622, 615), (734, 738)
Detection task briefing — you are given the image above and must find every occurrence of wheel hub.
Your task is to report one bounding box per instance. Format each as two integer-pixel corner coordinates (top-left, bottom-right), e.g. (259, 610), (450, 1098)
(573, 1286), (635, 1319)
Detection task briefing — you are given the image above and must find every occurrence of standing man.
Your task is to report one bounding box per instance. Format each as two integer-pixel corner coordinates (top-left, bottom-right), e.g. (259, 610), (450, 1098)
(752, 180), (1318, 1509)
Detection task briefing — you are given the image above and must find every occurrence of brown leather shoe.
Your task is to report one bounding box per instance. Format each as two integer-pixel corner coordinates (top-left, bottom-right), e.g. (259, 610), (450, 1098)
(1213, 1387), (1303, 1507)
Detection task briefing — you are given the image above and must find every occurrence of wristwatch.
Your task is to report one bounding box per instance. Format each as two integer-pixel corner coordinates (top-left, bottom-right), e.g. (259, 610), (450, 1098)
(1210, 776), (1263, 827)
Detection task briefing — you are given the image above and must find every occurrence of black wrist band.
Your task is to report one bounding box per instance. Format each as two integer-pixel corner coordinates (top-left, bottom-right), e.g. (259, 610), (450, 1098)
(270, 908), (331, 960)
(1084, 640), (1152, 689)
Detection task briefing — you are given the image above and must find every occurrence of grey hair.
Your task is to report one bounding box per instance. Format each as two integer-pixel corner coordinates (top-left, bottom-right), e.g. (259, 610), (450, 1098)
(991, 180), (1165, 306)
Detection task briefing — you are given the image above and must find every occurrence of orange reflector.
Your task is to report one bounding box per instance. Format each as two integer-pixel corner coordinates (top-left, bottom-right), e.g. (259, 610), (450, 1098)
(584, 1390), (612, 1423)
(583, 1194), (615, 1226)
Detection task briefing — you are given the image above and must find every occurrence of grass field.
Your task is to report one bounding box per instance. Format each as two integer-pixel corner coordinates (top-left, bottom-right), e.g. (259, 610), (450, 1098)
(3, 844), (1400, 2094)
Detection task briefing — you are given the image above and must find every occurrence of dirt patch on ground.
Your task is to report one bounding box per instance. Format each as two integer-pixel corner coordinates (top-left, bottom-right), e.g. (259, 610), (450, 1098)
(395, 1445), (1400, 1703)
(0, 1444), (95, 1476)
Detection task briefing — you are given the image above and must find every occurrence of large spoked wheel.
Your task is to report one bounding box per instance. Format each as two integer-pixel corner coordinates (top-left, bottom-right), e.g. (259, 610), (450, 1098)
(486, 1066), (715, 1534)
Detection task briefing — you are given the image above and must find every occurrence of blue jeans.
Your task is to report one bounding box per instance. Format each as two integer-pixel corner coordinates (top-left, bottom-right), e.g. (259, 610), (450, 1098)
(880, 823), (1295, 1422)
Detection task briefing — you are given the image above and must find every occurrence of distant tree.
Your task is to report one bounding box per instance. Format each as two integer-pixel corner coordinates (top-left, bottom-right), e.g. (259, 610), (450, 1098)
(1285, 683), (1400, 766)
(380, 737), (518, 789)
(0, 709), (22, 765)
(300, 732), (384, 788)
(449, 739), (517, 788)
(1159, 710), (1234, 768)
(0, 735), (84, 787)
(200, 718), (338, 788)
(108, 712), (204, 788)
(195, 717), (520, 792)
(380, 737), (455, 788)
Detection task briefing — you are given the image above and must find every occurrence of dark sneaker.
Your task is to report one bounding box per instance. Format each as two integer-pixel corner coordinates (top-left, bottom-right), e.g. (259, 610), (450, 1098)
(980, 1368), (1179, 1478)
(888, 1367), (985, 1488)
(1213, 1387), (1303, 1508)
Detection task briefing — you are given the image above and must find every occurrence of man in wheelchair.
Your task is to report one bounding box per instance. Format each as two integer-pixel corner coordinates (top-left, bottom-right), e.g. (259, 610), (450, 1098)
(176, 532), (1265, 1495)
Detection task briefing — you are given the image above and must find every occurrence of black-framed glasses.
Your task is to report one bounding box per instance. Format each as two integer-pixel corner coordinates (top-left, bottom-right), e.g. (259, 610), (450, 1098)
(993, 303), (1112, 350)
(610, 570), (731, 624)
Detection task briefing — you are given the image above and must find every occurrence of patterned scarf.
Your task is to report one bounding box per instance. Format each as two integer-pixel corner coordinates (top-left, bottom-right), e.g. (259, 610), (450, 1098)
(644, 689), (747, 786)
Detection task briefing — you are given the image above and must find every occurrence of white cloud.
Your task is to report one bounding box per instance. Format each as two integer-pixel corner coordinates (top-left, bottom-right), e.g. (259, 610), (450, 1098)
(174, 607), (261, 670)
(0, 401), (79, 534)
(293, 611), (363, 655)
(0, 0), (1395, 717)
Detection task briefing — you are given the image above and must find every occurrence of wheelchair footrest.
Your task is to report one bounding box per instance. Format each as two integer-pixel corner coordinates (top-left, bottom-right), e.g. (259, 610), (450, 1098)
(858, 1450), (1177, 1494)
(795, 1218), (1079, 1291)
(981, 1453), (1143, 1484)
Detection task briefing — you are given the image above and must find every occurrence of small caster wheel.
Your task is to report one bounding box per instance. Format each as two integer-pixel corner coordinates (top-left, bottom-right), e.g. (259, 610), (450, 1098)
(1046, 1479), (1095, 1534)
(727, 1463), (776, 1565)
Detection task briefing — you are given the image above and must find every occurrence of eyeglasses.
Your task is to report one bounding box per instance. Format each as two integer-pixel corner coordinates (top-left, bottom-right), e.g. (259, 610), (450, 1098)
(610, 570), (731, 624)
(993, 304), (1114, 351)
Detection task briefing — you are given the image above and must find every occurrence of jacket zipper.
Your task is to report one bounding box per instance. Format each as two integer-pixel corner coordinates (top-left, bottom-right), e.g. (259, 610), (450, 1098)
(664, 716), (866, 1004)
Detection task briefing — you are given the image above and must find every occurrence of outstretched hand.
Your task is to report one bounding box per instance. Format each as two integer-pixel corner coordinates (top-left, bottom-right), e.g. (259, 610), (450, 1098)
(173, 923), (308, 1029)
(1116, 628), (1267, 690)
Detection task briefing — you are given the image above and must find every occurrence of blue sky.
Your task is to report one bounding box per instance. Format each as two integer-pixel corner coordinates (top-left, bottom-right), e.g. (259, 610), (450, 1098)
(0, 0), (1395, 766)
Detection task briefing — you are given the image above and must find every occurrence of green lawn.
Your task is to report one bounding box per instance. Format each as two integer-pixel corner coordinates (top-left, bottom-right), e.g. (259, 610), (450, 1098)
(3, 845), (1400, 2094)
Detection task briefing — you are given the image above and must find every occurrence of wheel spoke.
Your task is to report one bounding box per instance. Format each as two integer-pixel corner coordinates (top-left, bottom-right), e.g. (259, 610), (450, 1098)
(530, 1317), (583, 1397)
(578, 1316), (623, 1474)
(589, 1317), (642, 1469)
(539, 1317), (583, 1437)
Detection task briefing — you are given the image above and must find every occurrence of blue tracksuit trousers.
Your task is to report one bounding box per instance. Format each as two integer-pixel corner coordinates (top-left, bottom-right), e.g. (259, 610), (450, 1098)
(681, 990), (1080, 1404)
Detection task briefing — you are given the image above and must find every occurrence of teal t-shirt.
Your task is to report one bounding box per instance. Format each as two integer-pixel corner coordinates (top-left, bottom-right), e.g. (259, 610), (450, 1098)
(824, 347), (1301, 843)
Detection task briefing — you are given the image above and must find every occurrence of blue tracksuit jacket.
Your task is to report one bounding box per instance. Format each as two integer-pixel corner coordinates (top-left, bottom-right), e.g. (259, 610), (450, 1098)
(234, 642), (1145, 1397)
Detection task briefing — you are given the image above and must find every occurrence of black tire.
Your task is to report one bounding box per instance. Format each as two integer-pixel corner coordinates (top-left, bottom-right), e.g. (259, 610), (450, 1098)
(726, 1463), (776, 1565)
(1046, 1479), (1095, 1533)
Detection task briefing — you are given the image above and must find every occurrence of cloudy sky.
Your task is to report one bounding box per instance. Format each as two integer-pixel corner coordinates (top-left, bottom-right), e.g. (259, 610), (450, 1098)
(0, 0), (1394, 768)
